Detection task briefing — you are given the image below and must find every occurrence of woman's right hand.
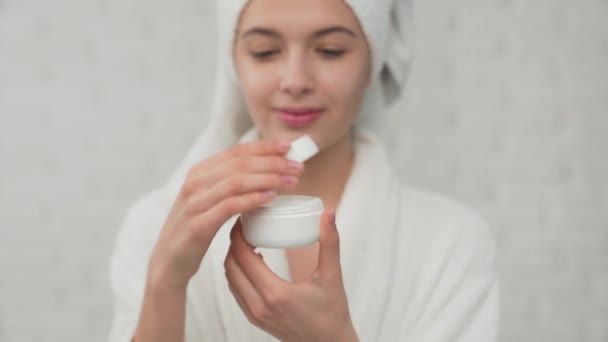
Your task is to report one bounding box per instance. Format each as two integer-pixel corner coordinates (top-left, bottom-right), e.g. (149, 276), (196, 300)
(147, 139), (304, 291)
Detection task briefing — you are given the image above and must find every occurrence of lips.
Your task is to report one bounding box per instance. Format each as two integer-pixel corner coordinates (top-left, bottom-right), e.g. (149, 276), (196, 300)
(277, 107), (324, 115)
(276, 107), (324, 127)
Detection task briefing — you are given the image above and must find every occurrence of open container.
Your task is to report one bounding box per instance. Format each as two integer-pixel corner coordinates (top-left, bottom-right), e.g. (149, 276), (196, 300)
(241, 135), (324, 249)
(241, 195), (324, 248)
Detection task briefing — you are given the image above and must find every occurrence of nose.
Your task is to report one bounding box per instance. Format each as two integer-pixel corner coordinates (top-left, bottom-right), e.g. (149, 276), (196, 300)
(279, 52), (314, 97)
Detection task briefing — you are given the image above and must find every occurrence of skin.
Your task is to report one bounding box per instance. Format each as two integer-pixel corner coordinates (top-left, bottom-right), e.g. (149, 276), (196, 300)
(232, 0), (374, 289)
(132, 1), (371, 341)
(226, 0), (372, 340)
(230, 0), (372, 299)
(135, 141), (305, 342)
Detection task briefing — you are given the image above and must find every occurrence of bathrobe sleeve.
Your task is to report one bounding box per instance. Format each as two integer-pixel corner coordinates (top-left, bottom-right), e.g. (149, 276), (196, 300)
(398, 211), (500, 342)
(107, 191), (167, 342)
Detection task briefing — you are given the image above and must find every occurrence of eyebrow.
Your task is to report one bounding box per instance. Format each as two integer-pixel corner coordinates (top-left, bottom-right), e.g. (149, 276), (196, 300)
(241, 26), (357, 39)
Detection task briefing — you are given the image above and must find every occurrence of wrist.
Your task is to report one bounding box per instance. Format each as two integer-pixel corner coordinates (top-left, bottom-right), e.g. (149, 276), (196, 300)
(147, 257), (190, 294)
(137, 272), (188, 342)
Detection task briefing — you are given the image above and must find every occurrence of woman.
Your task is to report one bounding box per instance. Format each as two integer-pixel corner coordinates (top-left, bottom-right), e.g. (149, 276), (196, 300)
(109, 0), (499, 341)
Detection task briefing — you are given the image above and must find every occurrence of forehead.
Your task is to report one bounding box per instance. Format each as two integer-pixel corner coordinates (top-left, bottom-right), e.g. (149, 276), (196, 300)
(237, 0), (362, 37)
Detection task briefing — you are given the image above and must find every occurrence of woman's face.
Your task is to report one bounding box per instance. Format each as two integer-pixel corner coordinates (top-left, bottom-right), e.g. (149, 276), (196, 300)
(233, 0), (371, 150)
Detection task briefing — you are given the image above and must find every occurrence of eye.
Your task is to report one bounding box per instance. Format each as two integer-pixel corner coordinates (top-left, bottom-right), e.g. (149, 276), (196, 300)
(318, 49), (346, 57)
(251, 50), (278, 59)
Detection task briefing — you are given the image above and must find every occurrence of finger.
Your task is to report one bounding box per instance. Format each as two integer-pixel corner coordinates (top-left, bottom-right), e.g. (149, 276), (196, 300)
(220, 155), (305, 177)
(196, 140), (292, 172)
(180, 140), (292, 198)
(186, 156), (303, 194)
(228, 281), (260, 325)
(225, 246), (264, 323)
(181, 157), (303, 199)
(230, 220), (288, 296)
(225, 219), (263, 306)
(189, 190), (277, 237)
(316, 209), (343, 281)
(182, 172), (297, 217)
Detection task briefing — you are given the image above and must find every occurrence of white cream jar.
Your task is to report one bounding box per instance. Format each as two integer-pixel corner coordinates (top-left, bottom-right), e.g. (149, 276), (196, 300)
(241, 195), (324, 248)
(241, 135), (324, 249)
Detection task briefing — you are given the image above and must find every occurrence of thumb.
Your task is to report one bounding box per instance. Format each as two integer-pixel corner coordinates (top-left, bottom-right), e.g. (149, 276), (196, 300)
(229, 215), (242, 240)
(317, 209), (342, 279)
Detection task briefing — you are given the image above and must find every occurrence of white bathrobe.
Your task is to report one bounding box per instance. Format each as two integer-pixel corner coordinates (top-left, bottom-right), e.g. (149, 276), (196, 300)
(108, 126), (499, 342)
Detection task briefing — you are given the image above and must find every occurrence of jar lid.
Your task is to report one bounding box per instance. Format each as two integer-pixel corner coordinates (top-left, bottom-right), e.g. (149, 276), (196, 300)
(286, 135), (319, 162)
(255, 195), (324, 216)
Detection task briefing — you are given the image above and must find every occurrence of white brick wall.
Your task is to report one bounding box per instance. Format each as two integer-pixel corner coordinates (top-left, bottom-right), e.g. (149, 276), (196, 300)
(0, 0), (606, 341)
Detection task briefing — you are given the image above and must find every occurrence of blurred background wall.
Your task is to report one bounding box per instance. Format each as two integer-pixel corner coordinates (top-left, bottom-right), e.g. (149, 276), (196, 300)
(0, 0), (606, 341)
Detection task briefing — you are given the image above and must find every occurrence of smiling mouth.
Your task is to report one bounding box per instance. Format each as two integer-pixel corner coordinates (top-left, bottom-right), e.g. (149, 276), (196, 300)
(276, 109), (324, 127)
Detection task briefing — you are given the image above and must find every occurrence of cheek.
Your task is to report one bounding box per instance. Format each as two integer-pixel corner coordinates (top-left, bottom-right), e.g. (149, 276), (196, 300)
(318, 61), (368, 111)
(238, 63), (277, 105)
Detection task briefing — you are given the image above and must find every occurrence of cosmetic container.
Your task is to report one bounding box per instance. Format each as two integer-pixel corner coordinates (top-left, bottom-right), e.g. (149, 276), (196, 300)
(241, 135), (323, 248)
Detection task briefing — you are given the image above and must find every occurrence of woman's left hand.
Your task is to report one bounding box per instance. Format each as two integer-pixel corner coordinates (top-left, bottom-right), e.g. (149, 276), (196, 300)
(224, 210), (359, 342)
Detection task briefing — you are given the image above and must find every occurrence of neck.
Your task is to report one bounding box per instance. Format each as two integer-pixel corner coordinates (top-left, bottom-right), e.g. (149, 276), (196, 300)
(279, 129), (355, 210)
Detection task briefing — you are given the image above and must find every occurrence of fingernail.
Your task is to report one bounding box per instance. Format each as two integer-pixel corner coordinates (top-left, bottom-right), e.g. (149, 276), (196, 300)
(288, 160), (304, 171)
(282, 175), (298, 185)
(261, 190), (276, 199)
(329, 210), (336, 225)
(277, 141), (291, 150)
